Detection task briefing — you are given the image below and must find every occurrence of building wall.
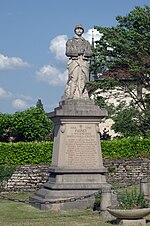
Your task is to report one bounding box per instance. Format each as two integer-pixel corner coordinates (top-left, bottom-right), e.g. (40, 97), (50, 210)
(92, 87), (149, 138)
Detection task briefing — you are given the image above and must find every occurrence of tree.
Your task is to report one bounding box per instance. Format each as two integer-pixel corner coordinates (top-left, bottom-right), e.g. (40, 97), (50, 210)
(89, 5), (150, 137)
(91, 5), (150, 104)
(36, 99), (44, 111)
(111, 103), (140, 137)
(0, 107), (54, 142)
(11, 107), (53, 142)
(0, 113), (13, 142)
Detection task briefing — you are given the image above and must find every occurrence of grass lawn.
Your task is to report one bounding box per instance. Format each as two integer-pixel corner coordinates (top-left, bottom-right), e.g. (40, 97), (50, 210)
(0, 194), (108, 226)
(0, 189), (150, 226)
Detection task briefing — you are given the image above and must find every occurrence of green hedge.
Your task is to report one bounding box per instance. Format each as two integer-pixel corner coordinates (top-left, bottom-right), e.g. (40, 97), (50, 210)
(101, 137), (150, 159)
(0, 142), (53, 165)
(0, 137), (150, 164)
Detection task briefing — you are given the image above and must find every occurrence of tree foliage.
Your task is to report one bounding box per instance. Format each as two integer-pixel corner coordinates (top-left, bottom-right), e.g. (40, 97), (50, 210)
(92, 5), (150, 90)
(0, 107), (53, 142)
(89, 5), (150, 137)
(36, 99), (44, 111)
(111, 104), (140, 137)
(0, 114), (13, 141)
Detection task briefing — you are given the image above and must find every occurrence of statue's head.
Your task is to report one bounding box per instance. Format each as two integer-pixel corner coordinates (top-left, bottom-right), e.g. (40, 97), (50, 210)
(74, 24), (84, 35)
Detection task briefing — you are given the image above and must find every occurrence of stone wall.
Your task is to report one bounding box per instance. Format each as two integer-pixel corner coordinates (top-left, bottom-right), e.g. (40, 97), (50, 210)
(2, 158), (150, 192)
(104, 158), (150, 185)
(3, 165), (50, 192)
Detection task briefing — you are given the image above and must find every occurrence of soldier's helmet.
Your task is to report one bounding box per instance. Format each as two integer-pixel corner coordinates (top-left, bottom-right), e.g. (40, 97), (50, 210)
(74, 24), (84, 33)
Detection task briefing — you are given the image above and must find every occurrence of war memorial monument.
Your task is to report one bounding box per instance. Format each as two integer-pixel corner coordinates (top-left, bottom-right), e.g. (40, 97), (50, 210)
(30, 25), (112, 211)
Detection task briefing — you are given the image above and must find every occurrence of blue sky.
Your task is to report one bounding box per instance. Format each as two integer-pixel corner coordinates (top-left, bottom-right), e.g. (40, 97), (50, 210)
(0, 0), (149, 114)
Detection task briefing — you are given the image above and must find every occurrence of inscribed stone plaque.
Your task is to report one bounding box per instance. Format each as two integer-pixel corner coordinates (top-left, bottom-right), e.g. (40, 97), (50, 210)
(64, 123), (100, 169)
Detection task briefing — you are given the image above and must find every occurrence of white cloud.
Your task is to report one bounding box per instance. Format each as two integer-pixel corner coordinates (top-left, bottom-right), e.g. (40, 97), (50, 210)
(83, 28), (102, 44)
(36, 65), (67, 86)
(0, 54), (30, 70)
(49, 35), (68, 62)
(20, 94), (33, 101)
(12, 99), (27, 110)
(0, 87), (33, 111)
(0, 87), (12, 99)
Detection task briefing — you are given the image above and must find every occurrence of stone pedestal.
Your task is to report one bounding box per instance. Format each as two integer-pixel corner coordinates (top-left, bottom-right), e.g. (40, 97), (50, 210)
(30, 99), (111, 210)
(117, 219), (146, 225)
(140, 178), (149, 199)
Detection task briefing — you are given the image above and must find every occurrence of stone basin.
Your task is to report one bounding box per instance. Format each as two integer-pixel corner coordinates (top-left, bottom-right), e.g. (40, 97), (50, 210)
(107, 207), (150, 219)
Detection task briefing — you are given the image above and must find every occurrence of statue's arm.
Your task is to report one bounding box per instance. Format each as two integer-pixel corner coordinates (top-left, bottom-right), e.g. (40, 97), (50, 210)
(84, 41), (93, 57)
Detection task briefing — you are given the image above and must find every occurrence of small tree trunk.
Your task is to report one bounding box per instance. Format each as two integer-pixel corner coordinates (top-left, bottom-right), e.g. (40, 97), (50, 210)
(137, 79), (142, 101)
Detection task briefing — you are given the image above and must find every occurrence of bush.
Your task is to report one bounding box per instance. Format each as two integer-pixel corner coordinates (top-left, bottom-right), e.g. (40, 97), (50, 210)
(0, 137), (149, 165)
(0, 142), (53, 165)
(0, 164), (16, 191)
(117, 188), (149, 209)
(101, 137), (150, 159)
(0, 165), (16, 182)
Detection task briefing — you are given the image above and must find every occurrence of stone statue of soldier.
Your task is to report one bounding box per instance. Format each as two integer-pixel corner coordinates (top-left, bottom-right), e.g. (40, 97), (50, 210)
(63, 24), (92, 100)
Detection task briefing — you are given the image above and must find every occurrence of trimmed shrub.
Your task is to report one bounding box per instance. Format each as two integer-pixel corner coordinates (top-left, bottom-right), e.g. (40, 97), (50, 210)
(0, 137), (149, 165)
(0, 142), (53, 165)
(101, 137), (150, 159)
